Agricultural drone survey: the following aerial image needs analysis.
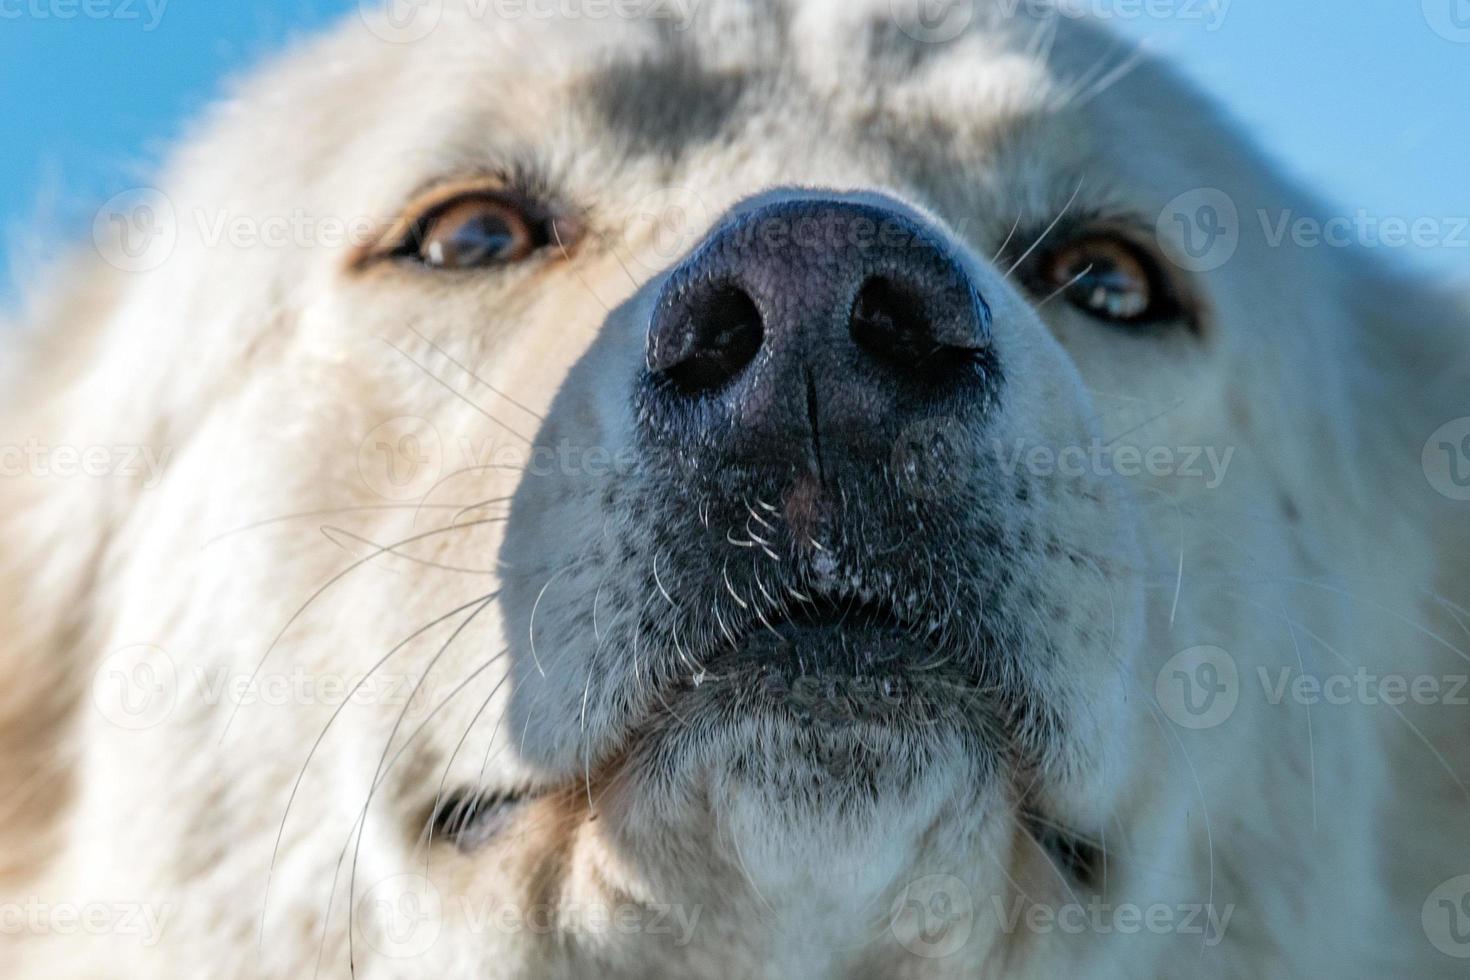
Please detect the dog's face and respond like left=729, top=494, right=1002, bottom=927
left=7, top=2, right=1467, bottom=978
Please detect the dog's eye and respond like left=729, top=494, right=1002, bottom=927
left=1040, top=235, right=1181, bottom=325
left=406, top=196, right=551, bottom=270
left=427, top=787, right=530, bottom=853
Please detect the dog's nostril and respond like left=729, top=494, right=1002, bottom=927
left=849, top=275, right=933, bottom=367
left=850, top=273, right=989, bottom=377
left=852, top=276, right=917, bottom=364
left=652, top=282, right=764, bottom=394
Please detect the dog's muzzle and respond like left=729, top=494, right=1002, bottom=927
left=627, top=193, right=1008, bottom=692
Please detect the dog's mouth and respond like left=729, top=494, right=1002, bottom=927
left=659, top=582, right=982, bottom=727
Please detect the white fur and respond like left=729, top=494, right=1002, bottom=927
left=1, top=2, right=1467, bottom=976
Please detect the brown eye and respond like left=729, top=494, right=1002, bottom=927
left=408, top=196, right=548, bottom=270
left=1041, top=235, right=1179, bottom=325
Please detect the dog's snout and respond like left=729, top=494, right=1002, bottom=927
left=643, top=197, right=994, bottom=463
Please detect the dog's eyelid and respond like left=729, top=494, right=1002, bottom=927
left=348, top=174, right=575, bottom=272
left=425, top=786, right=536, bottom=853
left=1009, top=217, right=1203, bottom=333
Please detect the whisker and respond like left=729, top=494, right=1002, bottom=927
left=1004, top=179, right=1084, bottom=281
left=318, top=524, right=501, bottom=575
left=1033, top=262, right=1093, bottom=312
left=259, top=592, right=497, bottom=947
left=553, top=220, right=616, bottom=318
left=1068, top=40, right=1152, bottom=111
left=221, top=516, right=510, bottom=742
left=991, top=212, right=1024, bottom=264
left=379, top=336, right=534, bottom=445
left=422, top=662, right=513, bottom=872
left=202, top=504, right=479, bottom=548
left=407, top=324, right=546, bottom=424
left=346, top=605, right=501, bottom=974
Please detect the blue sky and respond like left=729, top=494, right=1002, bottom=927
left=1, top=1, right=1466, bottom=302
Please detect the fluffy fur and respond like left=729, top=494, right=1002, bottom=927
left=1, top=1, right=1467, bottom=976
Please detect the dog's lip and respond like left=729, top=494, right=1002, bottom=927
left=655, top=595, right=977, bottom=729
left=667, top=588, right=953, bottom=690
left=716, top=620, right=929, bottom=676
left=730, top=589, right=938, bottom=656
left=754, top=592, right=915, bottom=639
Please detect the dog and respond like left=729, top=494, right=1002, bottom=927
left=2, top=1, right=1467, bottom=976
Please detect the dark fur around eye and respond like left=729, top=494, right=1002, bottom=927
left=427, top=787, right=532, bottom=852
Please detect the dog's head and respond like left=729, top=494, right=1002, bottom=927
left=4, top=1, right=1467, bottom=977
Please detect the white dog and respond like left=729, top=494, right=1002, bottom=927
left=2, top=1, right=1467, bottom=976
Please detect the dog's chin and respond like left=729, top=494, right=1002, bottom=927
left=599, top=619, right=1107, bottom=903
left=613, top=615, right=1005, bottom=813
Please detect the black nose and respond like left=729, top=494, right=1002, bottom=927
left=642, top=197, right=995, bottom=466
